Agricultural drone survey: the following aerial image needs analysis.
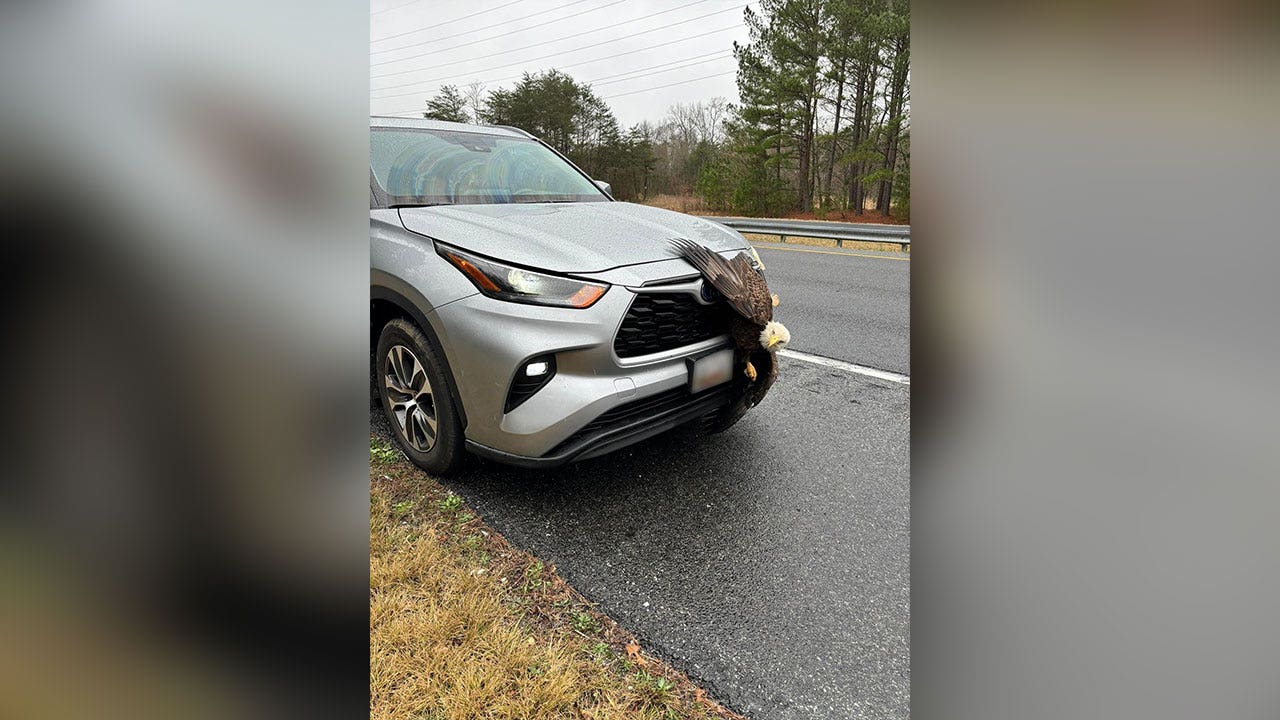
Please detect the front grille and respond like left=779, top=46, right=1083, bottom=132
left=575, top=387, right=691, bottom=437
left=547, top=385, right=733, bottom=457
left=613, top=292, right=727, bottom=358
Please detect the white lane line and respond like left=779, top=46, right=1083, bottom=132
left=778, top=349, right=910, bottom=385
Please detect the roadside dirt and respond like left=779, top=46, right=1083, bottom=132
left=370, top=434, right=747, bottom=720
left=642, top=194, right=908, bottom=224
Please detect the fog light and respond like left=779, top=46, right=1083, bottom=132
left=505, top=355, right=556, bottom=413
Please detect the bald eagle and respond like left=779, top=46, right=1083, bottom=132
left=670, top=238, right=790, bottom=415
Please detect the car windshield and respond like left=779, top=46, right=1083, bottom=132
left=371, top=127, right=608, bottom=206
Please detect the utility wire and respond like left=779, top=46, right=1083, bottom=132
left=371, top=23, right=742, bottom=95
left=374, top=0, right=631, bottom=63
left=372, top=0, right=720, bottom=68
left=589, top=52, right=734, bottom=87
left=373, top=47, right=731, bottom=100
left=373, top=21, right=742, bottom=95
left=371, top=2, right=747, bottom=76
left=377, top=64, right=737, bottom=115
left=371, top=0, right=420, bottom=16
left=371, top=0, right=523, bottom=42
left=374, top=0, right=607, bottom=54
left=600, top=69, right=736, bottom=99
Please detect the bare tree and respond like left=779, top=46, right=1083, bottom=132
left=704, top=97, right=729, bottom=145
left=463, top=80, right=486, bottom=125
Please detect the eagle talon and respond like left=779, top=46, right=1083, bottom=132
left=744, top=361, right=757, bottom=381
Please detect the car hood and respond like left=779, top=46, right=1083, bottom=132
left=397, top=201, right=746, bottom=274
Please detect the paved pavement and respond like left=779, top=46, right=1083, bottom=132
left=370, top=244, right=910, bottom=719
left=752, top=242, right=909, bottom=374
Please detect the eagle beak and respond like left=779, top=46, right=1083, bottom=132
left=767, top=336, right=781, bottom=349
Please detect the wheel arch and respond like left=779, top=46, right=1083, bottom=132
left=371, top=287, right=468, bottom=430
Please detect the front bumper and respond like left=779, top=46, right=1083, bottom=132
left=465, top=382, right=739, bottom=467
left=431, top=283, right=737, bottom=460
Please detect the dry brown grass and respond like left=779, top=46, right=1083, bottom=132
left=370, top=435, right=745, bottom=720
left=642, top=194, right=714, bottom=215
left=743, top=233, right=910, bottom=255
left=640, top=195, right=908, bottom=225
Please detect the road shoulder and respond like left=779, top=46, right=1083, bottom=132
left=370, top=434, right=746, bottom=720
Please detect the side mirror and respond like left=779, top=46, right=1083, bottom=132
left=593, top=179, right=613, bottom=198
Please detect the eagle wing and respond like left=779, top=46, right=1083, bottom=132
left=739, top=256, right=774, bottom=325
left=670, top=238, right=773, bottom=324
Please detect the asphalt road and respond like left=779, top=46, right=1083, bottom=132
left=370, top=244, right=910, bottom=719
left=753, top=243, right=910, bottom=373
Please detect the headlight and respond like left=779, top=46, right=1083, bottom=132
left=747, top=245, right=765, bottom=272
left=436, top=244, right=608, bottom=309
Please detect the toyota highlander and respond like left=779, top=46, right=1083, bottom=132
left=370, top=116, right=765, bottom=474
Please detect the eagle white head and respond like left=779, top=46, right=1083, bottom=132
left=759, top=321, right=790, bottom=352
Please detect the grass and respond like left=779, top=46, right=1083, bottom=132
left=642, top=194, right=713, bottom=215
left=370, top=434, right=744, bottom=720
left=640, top=196, right=909, bottom=253
left=742, top=232, right=910, bottom=254
left=639, top=194, right=908, bottom=226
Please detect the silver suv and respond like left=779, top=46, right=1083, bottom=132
left=370, top=117, right=761, bottom=474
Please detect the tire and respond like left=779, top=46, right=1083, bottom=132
left=375, top=318, right=467, bottom=475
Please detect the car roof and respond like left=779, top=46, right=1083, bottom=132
left=369, top=115, right=531, bottom=139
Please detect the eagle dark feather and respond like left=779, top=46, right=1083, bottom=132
left=669, top=237, right=773, bottom=327
left=670, top=237, right=789, bottom=429
left=716, top=350, right=779, bottom=429
left=749, top=350, right=779, bottom=405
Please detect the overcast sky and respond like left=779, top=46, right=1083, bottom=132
left=370, top=0, right=752, bottom=127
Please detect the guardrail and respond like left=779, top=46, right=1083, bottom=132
left=699, top=216, right=910, bottom=250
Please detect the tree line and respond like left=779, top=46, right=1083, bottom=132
left=419, top=0, right=909, bottom=219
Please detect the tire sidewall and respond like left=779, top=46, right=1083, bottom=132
left=375, top=319, right=465, bottom=474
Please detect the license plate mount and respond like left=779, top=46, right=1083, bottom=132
left=687, top=347, right=735, bottom=394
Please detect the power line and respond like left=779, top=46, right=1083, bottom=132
left=371, top=0, right=420, bottom=16
left=376, top=65, right=738, bottom=116
left=371, top=22, right=742, bottom=96
left=373, top=0, right=632, bottom=63
left=600, top=69, right=737, bottom=99
left=373, top=0, right=606, bottom=55
left=371, top=0, right=524, bottom=43
left=371, top=21, right=742, bottom=98
left=372, top=0, right=721, bottom=68
left=371, top=2, right=748, bottom=77
left=373, top=47, right=732, bottom=100
left=374, top=55, right=733, bottom=115
left=587, top=51, right=733, bottom=87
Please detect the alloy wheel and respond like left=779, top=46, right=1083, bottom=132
left=384, top=344, right=438, bottom=453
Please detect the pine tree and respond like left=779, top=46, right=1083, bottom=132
left=423, top=85, right=469, bottom=123
left=874, top=0, right=909, bottom=215
left=482, top=70, right=582, bottom=153
left=736, top=0, right=826, bottom=212
left=478, top=70, right=655, bottom=201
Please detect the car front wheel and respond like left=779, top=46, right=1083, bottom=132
left=376, top=318, right=466, bottom=475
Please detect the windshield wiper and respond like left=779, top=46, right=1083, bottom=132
left=388, top=202, right=452, bottom=209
